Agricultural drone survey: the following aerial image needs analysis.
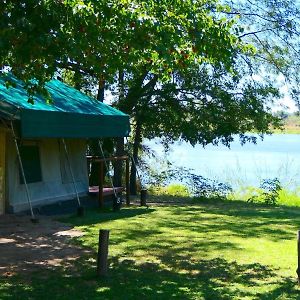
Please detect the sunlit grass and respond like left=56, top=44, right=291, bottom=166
left=1, top=198, right=300, bottom=299
left=277, top=189, right=300, bottom=207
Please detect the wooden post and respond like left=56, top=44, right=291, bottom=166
left=97, top=229, right=110, bottom=277
left=140, top=189, right=147, bottom=206
left=98, top=162, right=104, bottom=208
left=126, top=158, right=130, bottom=206
left=297, top=230, right=300, bottom=284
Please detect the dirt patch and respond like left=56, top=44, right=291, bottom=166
left=0, top=215, right=90, bottom=277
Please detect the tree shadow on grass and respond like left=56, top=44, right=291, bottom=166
left=1, top=201, right=300, bottom=299
left=0, top=255, right=298, bottom=300
left=64, top=207, right=155, bottom=227
left=257, top=277, right=300, bottom=300
left=150, top=202, right=300, bottom=242
left=66, top=197, right=300, bottom=244
left=65, top=200, right=300, bottom=260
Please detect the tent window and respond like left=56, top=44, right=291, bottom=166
left=19, top=143, right=42, bottom=184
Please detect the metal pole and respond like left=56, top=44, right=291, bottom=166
left=62, top=139, right=81, bottom=207
left=98, top=141, right=121, bottom=211
left=125, top=158, right=130, bottom=206
left=99, top=161, right=104, bottom=208
left=125, top=137, right=147, bottom=205
left=11, top=121, right=36, bottom=221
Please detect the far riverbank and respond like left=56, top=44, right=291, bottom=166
left=273, top=114, right=300, bottom=134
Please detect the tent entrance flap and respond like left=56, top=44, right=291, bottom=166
left=20, top=110, right=130, bottom=138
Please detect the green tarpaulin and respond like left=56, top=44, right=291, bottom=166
left=0, top=74, right=130, bottom=138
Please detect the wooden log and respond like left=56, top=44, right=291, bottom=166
left=97, top=229, right=110, bottom=277
left=98, top=162, right=104, bottom=208
left=297, top=230, right=300, bottom=284
left=126, top=158, right=130, bottom=206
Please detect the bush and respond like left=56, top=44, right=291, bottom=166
left=164, top=184, right=191, bottom=197
left=247, top=178, right=282, bottom=205
left=190, top=174, right=233, bottom=199
left=143, top=163, right=232, bottom=200
left=149, top=184, right=190, bottom=197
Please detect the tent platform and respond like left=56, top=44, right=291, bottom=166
left=20, top=196, right=111, bottom=216
left=88, top=186, right=124, bottom=196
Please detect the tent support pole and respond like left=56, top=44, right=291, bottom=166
left=98, top=141, right=121, bottom=211
left=99, top=161, right=104, bottom=208
left=62, top=139, right=82, bottom=209
left=11, top=121, right=37, bottom=222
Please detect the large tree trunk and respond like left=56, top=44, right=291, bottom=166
left=113, top=71, right=125, bottom=187
left=116, top=71, right=157, bottom=195
left=88, top=139, right=100, bottom=186
left=89, top=76, right=105, bottom=186
left=73, top=71, right=82, bottom=90
left=113, top=137, right=124, bottom=187
left=130, top=121, right=142, bottom=195
left=97, top=76, right=105, bottom=102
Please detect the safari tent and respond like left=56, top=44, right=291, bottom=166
left=0, top=74, right=130, bottom=214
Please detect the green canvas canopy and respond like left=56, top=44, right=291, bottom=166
left=0, top=74, right=130, bottom=138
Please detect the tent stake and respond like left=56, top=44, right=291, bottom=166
left=11, top=121, right=37, bottom=222
left=62, top=139, right=83, bottom=215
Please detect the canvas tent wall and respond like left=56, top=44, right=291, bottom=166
left=4, top=136, right=88, bottom=213
left=0, top=74, right=130, bottom=214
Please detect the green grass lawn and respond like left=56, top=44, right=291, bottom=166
left=1, top=198, right=300, bottom=299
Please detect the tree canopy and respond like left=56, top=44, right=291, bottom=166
left=3, top=0, right=299, bottom=191
left=1, top=0, right=298, bottom=144
left=1, top=1, right=245, bottom=93
left=225, top=0, right=300, bottom=102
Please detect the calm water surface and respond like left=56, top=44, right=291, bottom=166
left=147, top=134, right=300, bottom=188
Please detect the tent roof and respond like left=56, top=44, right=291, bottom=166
left=0, top=74, right=130, bottom=138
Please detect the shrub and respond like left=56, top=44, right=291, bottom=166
left=247, top=178, right=282, bottom=205
left=190, top=174, right=233, bottom=199
left=149, top=184, right=190, bottom=197
left=143, top=162, right=232, bottom=200
left=164, top=184, right=191, bottom=197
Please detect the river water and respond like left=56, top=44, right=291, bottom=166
left=147, top=134, right=300, bottom=189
